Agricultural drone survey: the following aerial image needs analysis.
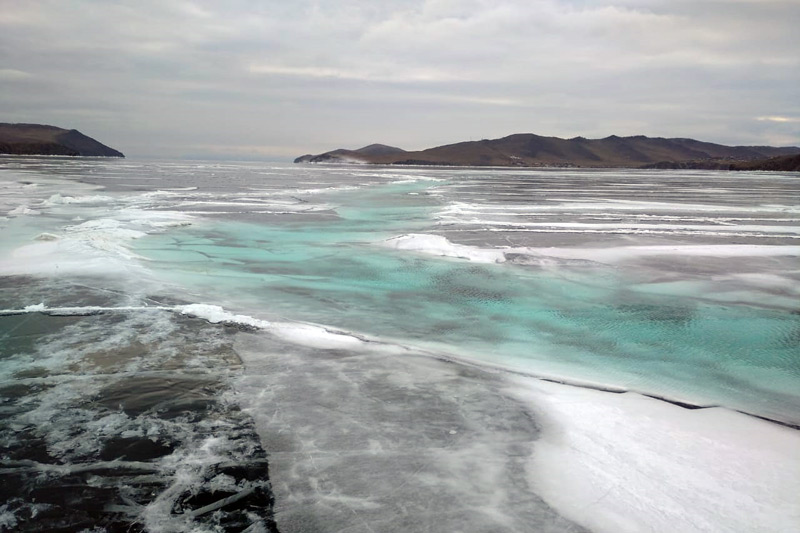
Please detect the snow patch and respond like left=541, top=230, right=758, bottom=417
left=178, top=304, right=369, bottom=351
left=270, top=322, right=367, bottom=350
left=41, top=193, right=113, bottom=206
left=508, top=377, right=800, bottom=533
left=8, top=205, right=40, bottom=216
left=178, top=304, right=271, bottom=329
left=382, top=234, right=505, bottom=263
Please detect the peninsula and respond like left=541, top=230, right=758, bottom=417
left=295, top=134, right=800, bottom=170
left=0, top=123, right=124, bottom=157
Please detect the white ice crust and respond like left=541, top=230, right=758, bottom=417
left=178, top=303, right=368, bottom=350
left=382, top=234, right=505, bottom=263
left=1, top=301, right=369, bottom=354
left=383, top=233, right=800, bottom=265
left=178, top=303, right=272, bottom=329
left=507, top=377, right=800, bottom=533
left=0, top=204, right=193, bottom=277
left=8, top=204, right=40, bottom=215
left=42, top=193, right=113, bottom=206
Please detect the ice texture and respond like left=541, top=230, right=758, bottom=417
left=383, top=233, right=506, bottom=263
left=0, top=280, right=278, bottom=532
left=2, top=158, right=798, bottom=533
left=508, top=378, right=800, bottom=533
left=384, top=233, right=800, bottom=264
left=179, top=303, right=272, bottom=329
left=233, top=333, right=589, bottom=533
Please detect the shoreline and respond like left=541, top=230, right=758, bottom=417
left=294, top=160, right=800, bottom=173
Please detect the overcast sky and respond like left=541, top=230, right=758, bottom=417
left=1, top=0, right=798, bottom=159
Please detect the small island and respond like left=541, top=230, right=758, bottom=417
left=0, top=123, right=124, bottom=157
left=295, top=133, right=800, bottom=171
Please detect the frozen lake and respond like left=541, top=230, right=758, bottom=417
left=1, top=158, right=798, bottom=532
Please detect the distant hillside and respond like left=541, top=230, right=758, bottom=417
left=0, top=123, right=124, bottom=157
left=643, top=153, right=800, bottom=171
left=732, top=153, right=800, bottom=172
left=295, top=134, right=800, bottom=169
left=295, top=143, right=405, bottom=163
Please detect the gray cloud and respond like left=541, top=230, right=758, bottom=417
left=1, top=0, right=798, bottom=158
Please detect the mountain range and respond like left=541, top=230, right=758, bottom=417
left=0, top=123, right=124, bottom=157
left=295, top=134, right=800, bottom=170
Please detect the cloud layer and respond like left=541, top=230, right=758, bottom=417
left=2, top=0, right=798, bottom=158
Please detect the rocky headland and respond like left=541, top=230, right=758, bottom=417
left=0, top=123, right=124, bottom=157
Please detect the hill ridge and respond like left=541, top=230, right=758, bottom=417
left=295, top=133, right=800, bottom=169
left=0, top=123, right=124, bottom=157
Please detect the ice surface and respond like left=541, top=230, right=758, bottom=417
left=3, top=159, right=798, bottom=532
left=41, top=193, right=113, bottom=206
left=382, top=233, right=505, bottom=263
left=66, top=218, right=148, bottom=242
left=8, top=205, right=39, bottom=216
left=0, top=208, right=194, bottom=279
left=438, top=198, right=800, bottom=215
left=508, top=377, right=800, bottom=533
left=179, top=303, right=272, bottom=329
left=385, top=233, right=800, bottom=266
left=179, top=303, right=373, bottom=351
left=0, top=237, right=148, bottom=277
left=0, top=282, right=277, bottom=531
left=33, top=232, right=59, bottom=241
left=233, top=333, right=589, bottom=533
left=381, top=233, right=799, bottom=312
left=234, top=325, right=800, bottom=533
left=0, top=304, right=174, bottom=317
left=530, top=243, right=800, bottom=261
left=268, top=322, right=368, bottom=350
left=442, top=218, right=800, bottom=236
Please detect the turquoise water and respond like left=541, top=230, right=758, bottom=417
left=131, top=169, right=800, bottom=424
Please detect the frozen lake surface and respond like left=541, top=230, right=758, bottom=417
left=1, top=158, right=798, bottom=532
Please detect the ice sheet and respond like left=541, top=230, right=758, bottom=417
left=4, top=159, right=798, bottom=533
left=233, top=333, right=589, bottom=533
left=233, top=325, right=800, bottom=533
left=507, top=377, right=800, bottom=533
left=0, top=284, right=276, bottom=531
